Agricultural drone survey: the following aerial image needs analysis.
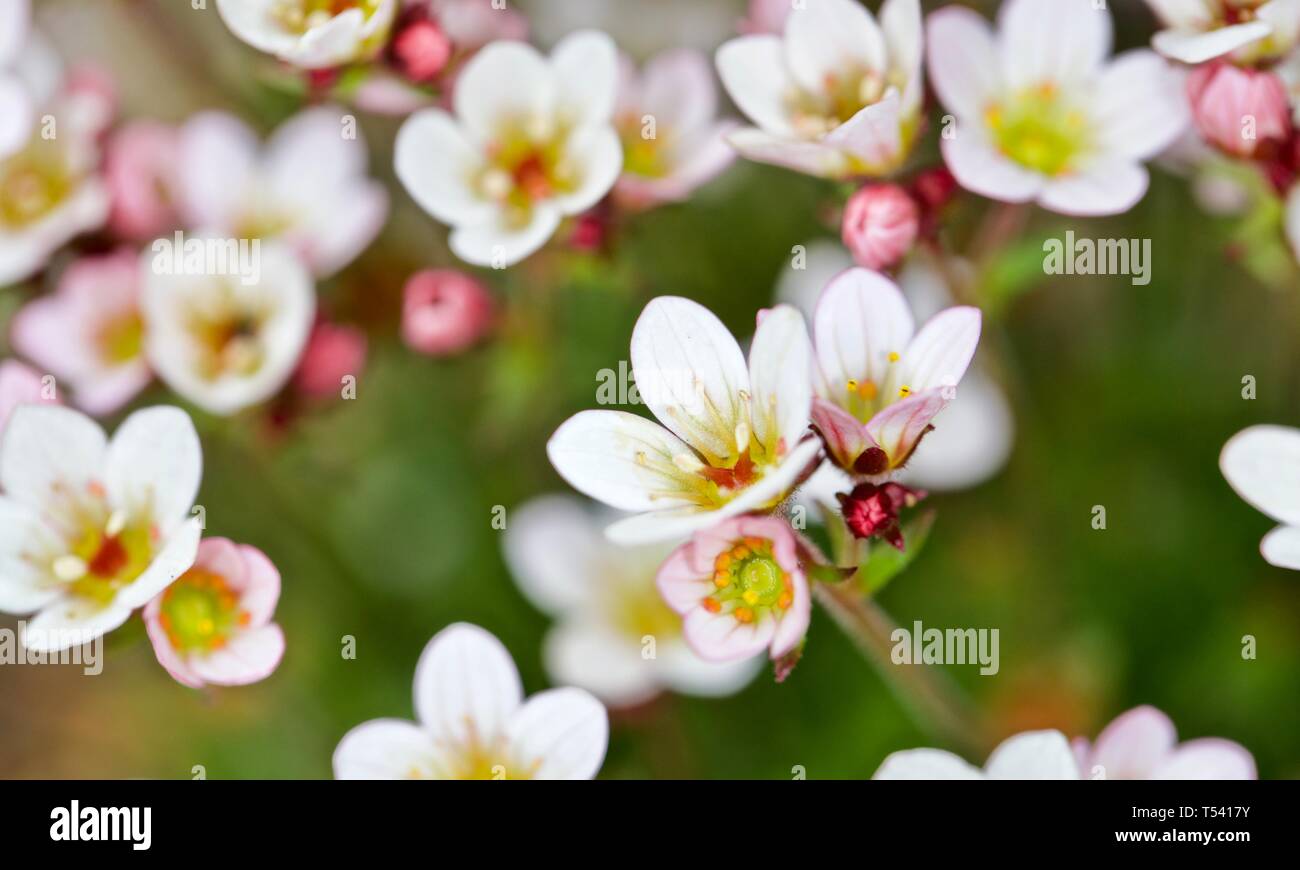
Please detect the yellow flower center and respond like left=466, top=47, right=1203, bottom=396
left=476, top=117, right=581, bottom=229
left=270, top=0, right=381, bottom=34
left=0, top=141, right=74, bottom=231
left=984, top=83, right=1089, bottom=177
left=702, top=537, right=793, bottom=622
left=159, top=568, right=248, bottom=653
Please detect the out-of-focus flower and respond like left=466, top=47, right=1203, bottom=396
left=176, top=106, right=388, bottom=279
left=657, top=514, right=810, bottom=662
left=738, top=0, right=793, bottom=35
left=837, top=481, right=925, bottom=550
left=394, top=31, right=622, bottom=266
left=874, top=729, right=1082, bottom=779
left=0, top=405, right=202, bottom=652
left=1072, top=705, right=1256, bottom=779
left=141, top=241, right=315, bottom=416
left=215, top=0, right=399, bottom=69
left=1188, top=61, right=1290, bottom=157
left=11, top=249, right=150, bottom=416
left=144, top=537, right=285, bottom=688
left=400, top=268, right=493, bottom=356
left=715, top=0, right=923, bottom=179
left=613, top=49, right=735, bottom=208
left=1220, top=424, right=1300, bottom=570
left=503, top=494, right=760, bottom=707
left=927, top=0, right=1187, bottom=216
left=1145, top=0, right=1300, bottom=64
left=104, top=121, right=181, bottom=241
left=0, top=0, right=34, bottom=157
left=293, top=316, right=367, bottom=399
left=841, top=183, right=918, bottom=270
left=809, top=268, right=980, bottom=480
left=0, top=358, right=57, bottom=431
left=0, top=94, right=109, bottom=285
left=333, top=622, right=608, bottom=779
left=548, top=297, right=821, bottom=544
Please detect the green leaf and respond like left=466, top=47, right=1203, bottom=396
left=858, top=510, right=936, bottom=595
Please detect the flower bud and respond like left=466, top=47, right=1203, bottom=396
left=401, top=269, right=494, bottom=357
left=841, top=183, right=919, bottom=271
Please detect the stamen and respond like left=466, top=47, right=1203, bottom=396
left=53, top=555, right=88, bottom=582
left=673, top=452, right=705, bottom=474
left=481, top=169, right=512, bottom=200
left=888, top=351, right=901, bottom=363
left=898, top=385, right=911, bottom=398
left=734, top=421, right=750, bottom=455
left=105, top=509, right=127, bottom=538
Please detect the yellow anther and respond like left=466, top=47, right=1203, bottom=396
left=734, top=606, right=754, bottom=624
left=898, top=385, right=911, bottom=398
left=742, top=590, right=760, bottom=606
left=888, top=351, right=901, bottom=363
left=53, top=554, right=88, bottom=582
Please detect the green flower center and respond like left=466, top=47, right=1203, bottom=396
left=702, top=536, right=793, bottom=624
left=159, top=569, right=247, bottom=653
left=985, top=84, right=1088, bottom=177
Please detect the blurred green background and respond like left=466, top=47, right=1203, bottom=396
left=1, top=0, right=1297, bottom=779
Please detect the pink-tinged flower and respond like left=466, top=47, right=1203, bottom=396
left=0, top=358, right=57, bottom=432
left=144, top=537, right=284, bottom=688
left=739, top=0, right=793, bottom=36
left=841, top=183, right=918, bottom=270
left=837, top=481, right=925, bottom=550
left=10, top=249, right=150, bottom=416
left=1220, top=424, right=1300, bottom=570
left=1188, top=61, right=1290, bottom=158
left=1073, top=705, right=1256, bottom=780
left=176, top=106, right=388, bottom=279
left=215, top=0, right=399, bottom=69
left=927, top=0, right=1188, bottom=216
left=504, top=494, right=761, bottom=707
left=141, top=241, right=316, bottom=416
left=1146, top=0, right=1300, bottom=64
left=0, top=405, right=202, bottom=652
left=613, top=49, right=736, bottom=209
left=104, top=121, right=182, bottom=241
left=716, top=0, right=924, bottom=179
left=548, top=297, right=822, bottom=544
left=294, top=317, right=367, bottom=398
left=333, top=622, right=608, bottom=779
left=395, top=31, right=622, bottom=267
left=656, top=515, right=810, bottom=662
left=875, top=729, right=1082, bottom=779
left=809, top=268, right=980, bottom=480
left=400, top=268, right=493, bottom=356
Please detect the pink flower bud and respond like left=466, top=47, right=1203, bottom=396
left=401, top=269, right=494, bottom=357
left=393, top=18, right=453, bottom=83
left=104, top=121, right=181, bottom=241
left=1188, top=61, right=1290, bottom=158
left=837, top=482, right=927, bottom=550
left=841, top=183, right=920, bottom=271
left=294, top=318, right=368, bottom=399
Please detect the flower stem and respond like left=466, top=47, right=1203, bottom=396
left=812, top=581, right=994, bottom=760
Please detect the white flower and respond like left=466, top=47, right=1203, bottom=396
left=215, top=0, right=399, bottom=69
left=1146, top=0, right=1300, bottom=64
left=547, top=296, right=821, bottom=545
left=927, top=0, right=1188, bottom=216
left=333, top=622, right=608, bottom=779
left=141, top=241, right=316, bottom=416
left=874, top=729, right=1082, bottom=779
left=395, top=30, right=623, bottom=267
left=715, top=0, right=924, bottom=179
left=177, top=106, right=388, bottom=279
left=503, top=494, right=761, bottom=707
left=0, top=0, right=34, bottom=157
left=1220, top=424, right=1300, bottom=570
left=0, top=405, right=202, bottom=652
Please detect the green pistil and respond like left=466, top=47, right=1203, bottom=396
left=986, top=85, right=1088, bottom=177
left=159, top=569, right=245, bottom=653
left=706, top=537, right=793, bottom=623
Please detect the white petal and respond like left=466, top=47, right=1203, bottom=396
left=941, top=130, right=1045, bottom=204
left=903, top=307, right=981, bottom=393
left=823, top=91, right=903, bottom=173
left=715, top=36, right=796, bottom=136
left=0, top=75, right=33, bottom=157
left=22, top=598, right=132, bottom=652
left=881, top=0, right=924, bottom=115
left=873, top=748, right=985, bottom=779
left=636, top=49, right=717, bottom=136
left=448, top=205, right=561, bottom=268
left=0, top=404, right=106, bottom=512
left=1153, top=738, right=1257, bottom=780
left=1220, top=425, right=1300, bottom=526
left=333, top=719, right=437, bottom=780
left=176, top=111, right=258, bottom=230
left=1261, top=524, right=1300, bottom=570
left=502, top=495, right=605, bottom=614
left=453, top=40, right=554, bottom=144
left=656, top=641, right=763, bottom=698
left=1037, top=159, right=1149, bottom=217
left=265, top=105, right=367, bottom=197
left=544, top=620, right=661, bottom=708
left=998, top=0, right=1111, bottom=90
left=413, top=623, right=523, bottom=747
left=985, top=730, right=1082, bottom=779
left=813, top=267, right=914, bottom=398
left=774, top=239, right=854, bottom=322
left=1092, top=50, right=1188, bottom=161
left=748, top=305, right=813, bottom=458
left=899, top=368, right=1014, bottom=492
left=105, top=406, right=201, bottom=529
left=1087, top=705, right=1176, bottom=780
left=547, top=410, right=700, bottom=512
left=549, top=124, right=621, bottom=215
left=1152, top=22, right=1272, bottom=64
left=550, top=29, right=619, bottom=129
left=784, top=0, right=886, bottom=95
left=506, top=687, right=608, bottom=780
left=726, top=127, right=851, bottom=177
left=630, top=296, right=750, bottom=463
left=0, top=0, right=30, bottom=67
left=394, top=108, right=492, bottom=227
left=0, top=496, right=61, bottom=613
left=926, top=6, right=1001, bottom=119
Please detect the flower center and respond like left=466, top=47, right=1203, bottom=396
left=159, top=568, right=248, bottom=652
left=97, top=311, right=145, bottom=365
left=702, top=537, right=793, bottom=624
left=477, top=118, right=580, bottom=228
left=0, top=143, right=74, bottom=231
left=841, top=351, right=909, bottom=423
left=617, top=113, right=674, bottom=179
left=56, top=509, right=156, bottom=605
left=985, top=84, right=1088, bottom=177
left=187, top=289, right=269, bottom=380
left=270, top=0, right=380, bottom=33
